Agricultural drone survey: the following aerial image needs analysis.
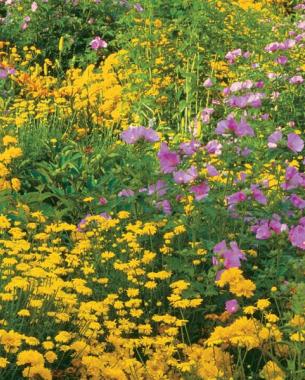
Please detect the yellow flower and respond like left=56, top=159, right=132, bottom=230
left=260, top=360, right=286, bottom=380
left=44, top=351, right=57, bottom=364
left=289, top=315, right=305, bottom=328
left=290, top=331, right=305, bottom=342
left=83, top=197, right=94, bottom=202
left=17, top=350, right=44, bottom=366
left=265, top=313, right=279, bottom=323
left=17, top=309, right=30, bottom=317
left=54, top=331, right=72, bottom=343
left=0, top=357, right=8, bottom=368
left=257, top=299, right=271, bottom=310
left=2, top=135, right=17, bottom=146
left=243, top=306, right=257, bottom=315
left=22, top=365, right=52, bottom=380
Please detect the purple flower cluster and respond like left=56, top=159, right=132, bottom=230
left=216, top=116, right=254, bottom=137
left=213, top=240, right=246, bottom=270
left=251, top=215, right=288, bottom=240
left=121, top=126, right=159, bottom=144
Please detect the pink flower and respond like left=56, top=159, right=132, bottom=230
left=99, top=197, right=107, bottom=205
left=276, top=55, right=288, bottom=65
left=268, top=130, right=282, bottom=148
left=206, top=164, right=219, bottom=177
left=289, top=225, right=305, bottom=250
left=134, top=3, right=144, bottom=12
left=289, top=75, right=304, bottom=84
left=251, top=186, right=267, bottom=205
left=121, top=126, right=159, bottom=144
left=158, top=143, right=180, bottom=173
left=90, top=36, right=108, bottom=50
left=225, top=299, right=239, bottom=314
left=201, top=107, right=214, bottom=124
left=173, top=166, right=198, bottom=184
left=179, top=140, right=201, bottom=155
left=190, top=182, right=210, bottom=201
left=281, top=166, right=305, bottom=190
left=287, top=133, right=304, bottom=153
left=147, top=180, right=167, bottom=196
left=203, top=78, right=213, bottom=88
left=156, top=199, right=172, bottom=214
left=118, top=189, right=134, bottom=197
left=256, top=223, right=272, bottom=240
left=227, top=191, right=247, bottom=206
left=213, top=241, right=246, bottom=269
left=205, top=140, right=222, bottom=155
left=31, top=1, right=38, bottom=12
left=225, top=48, right=242, bottom=64
left=297, top=21, right=305, bottom=30
left=216, top=117, right=254, bottom=137
left=290, top=194, right=305, bottom=209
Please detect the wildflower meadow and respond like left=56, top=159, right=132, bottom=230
left=0, top=0, right=305, bottom=379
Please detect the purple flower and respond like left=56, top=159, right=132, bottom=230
left=213, top=240, right=246, bottom=269
left=118, top=189, right=134, bottom=197
left=225, top=299, right=239, bottom=314
left=256, top=80, right=264, bottom=88
left=287, top=133, right=304, bottom=153
left=147, top=180, right=167, bottom=196
left=156, top=199, right=172, bottom=215
left=203, top=78, right=213, bottom=88
left=205, top=140, right=222, bottom=155
left=134, top=3, right=144, bottom=12
left=297, top=21, right=305, bottom=30
left=289, top=75, right=304, bottom=84
left=290, top=194, right=305, bottom=209
left=251, top=185, right=267, bottom=205
left=223, top=242, right=246, bottom=268
left=201, top=108, right=214, bottom=124
left=256, top=223, right=272, bottom=240
left=265, top=42, right=280, bottom=53
left=158, top=143, right=180, bottom=173
left=227, top=191, right=247, bottom=206
left=173, top=166, right=198, bottom=184
left=90, top=36, right=108, bottom=50
left=216, top=117, right=254, bottom=137
left=190, top=182, right=210, bottom=201
left=276, top=55, right=288, bottom=65
left=281, top=166, right=305, bottom=190
left=235, top=119, right=255, bottom=137
left=225, top=48, right=242, bottom=64
left=179, top=140, right=200, bottom=155
left=0, top=69, right=8, bottom=79
left=206, top=164, right=219, bottom=177
left=272, top=216, right=287, bottom=234
left=289, top=225, right=305, bottom=250
left=213, top=240, right=227, bottom=255
left=99, top=197, right=107, bottom=205
left=121, top=126, right=159, bottom=144
left=31, top=1, right=38, bottom=12
left=268, top=130, right=282, bottom=148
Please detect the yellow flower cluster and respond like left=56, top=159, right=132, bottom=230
left=0, top=135, right=22, bottom=192
left=0, top=19, right=181, bottom=133
left=216, top=267, right=256, bottom=298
